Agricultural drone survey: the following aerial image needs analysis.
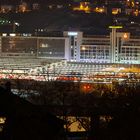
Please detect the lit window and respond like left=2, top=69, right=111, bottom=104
left=123, top=33, right=128, bottom=39
left=81, top=46, right=86, bottom=51
left=0, top=117, right=6, bottom=124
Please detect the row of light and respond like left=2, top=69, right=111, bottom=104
left=0, top=19, right=11, bottom=25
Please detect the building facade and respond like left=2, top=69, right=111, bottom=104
left=0, top=30, right=140, bottom=64
left=0, top=36, right=70, bottom=60
left=64, top=30, right=140, bottom=64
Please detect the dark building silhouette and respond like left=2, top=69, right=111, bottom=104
left=0, top=83, right=64, bottom=140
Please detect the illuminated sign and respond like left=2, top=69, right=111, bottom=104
left=109, top=26, right=123, bottom=29
left=68, top=32, right=78, bottom=36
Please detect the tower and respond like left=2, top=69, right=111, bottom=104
left=109, top=26, right=130, bottom=63
left=63, top=31, right=83, bottom=62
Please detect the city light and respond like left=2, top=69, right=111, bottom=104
left=15, top=22, right=20, bottom=26
left=9, top=33, right=16, bottom=36
left=123, top=33, right=128, bottom=39
left=109, top=26, right=123, bottom=29
left=0, top=117, right=6, bottom=124
left=68, top=32, right=78, bottom=36
left=81, top=46, right=86, bottom=51
left=0, top=1, right=140, bottom=140
left=2, top=33, right=7, bottom=36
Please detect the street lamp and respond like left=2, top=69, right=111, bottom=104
left=13, top=21, right=20, bottom=33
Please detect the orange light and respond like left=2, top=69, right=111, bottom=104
left=123, top=33, right=128, bottom=39
left=83, top=85, right=91, bottom=90
left=83, top=85, right=87, bottom=89
left=112, top=8, right=119, bottom=15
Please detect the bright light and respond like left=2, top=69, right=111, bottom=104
left=68, top=32, right=78, bottom=36
left=109, top=26, right=123, bottom=29
left=15, top=22, right=20, bottom=26
left=0, top=117, right=6, bottom=124
left=2, top=33, right=7, bottom=36
left=112, top=8, right=120, bottom=15
left=81, top=46, right=86, bottom=50
left=22, top=33, right=31, bottom=37
left=9, top=33, right=16, bottom=36
left=40, top=43, right=48, bottom=48
left=73, top=2, right=90, bottom=13
left=131, top=21, right=134, bottom=24
left=80, top=4, right=84, bottom=10
left=95, top=7, right=105, bottom=13
left=118, top=67, right=125, bottom=71
left=123, top=33, right=128, bottom=39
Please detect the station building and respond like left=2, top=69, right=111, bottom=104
left=0, top=28, right=140, bottom=64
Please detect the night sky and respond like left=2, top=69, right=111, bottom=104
left=0, top=0, right=71, bottom=4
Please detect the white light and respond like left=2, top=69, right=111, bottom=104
left=118, top=67, right=125, bottom=71
left=40, top=43, right=48, bottom=48
left=22, top=33, right=32, bottom=37
left=2, top=33, right=7, bottom=36
left=15, top=22, right=20, bottom=26
left=81, top=46, right=86, bottom=50
left=68, top=32, right=78, bottom=36
left=9, top=33, right=16, bottom=37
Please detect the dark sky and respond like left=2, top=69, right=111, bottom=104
left=0, top=0, right=67, bottom=4
left=0, top=0, right=37, bottom=4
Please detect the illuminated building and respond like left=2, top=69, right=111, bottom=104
left=32, top=3, right=40, bottom=10
left=112, top=8, right=121, bottom=15
left=73, top=2, right=91, bottom=13
left=0, top=5, right=13, bottom=13
left=18, top=2, right=30, bottom=12
left=94, top=7, right=107, bottom=13
left=0, top=29, right=140, bottom=64
left=64, top=30, right=140, bottom=64
left=0, top=36, right=70, bottom=60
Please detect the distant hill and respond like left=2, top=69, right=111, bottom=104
left=0, top=9, right=113, bottom=34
